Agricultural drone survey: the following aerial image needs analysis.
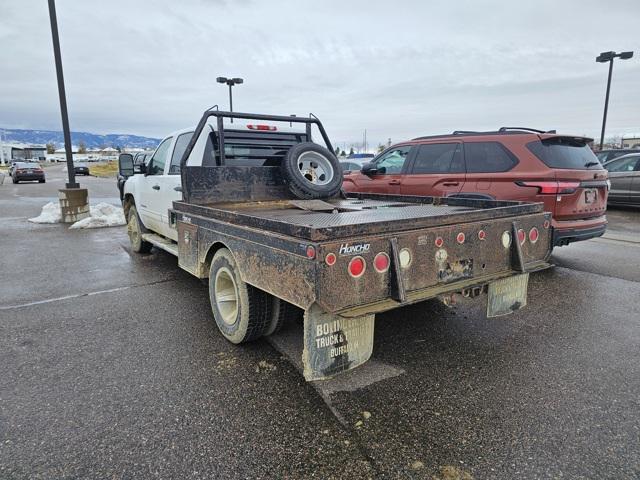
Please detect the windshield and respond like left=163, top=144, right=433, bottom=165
left=527, top=138, right=602, bottom=170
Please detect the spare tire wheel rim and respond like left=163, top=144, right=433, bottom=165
left=214, top=267, right=239, bottom=326
left=297, top=151, right=334, bottom=186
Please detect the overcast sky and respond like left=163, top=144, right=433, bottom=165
left=1, top=0, right=638, bottom=149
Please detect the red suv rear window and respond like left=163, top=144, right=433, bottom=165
left=527, top=137, right=601, bottom=170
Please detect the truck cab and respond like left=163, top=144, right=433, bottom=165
left=122, top=128, right=193, bottom=240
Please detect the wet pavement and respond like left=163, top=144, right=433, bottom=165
left=1, top=166, right=639, bottom=479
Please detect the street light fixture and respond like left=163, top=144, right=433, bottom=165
left=596, top=50, right=634, bottom=150
left=216, top=76, right=244, bottom=122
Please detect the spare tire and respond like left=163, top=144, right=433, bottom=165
left=281, top=142, right=342, bottom=199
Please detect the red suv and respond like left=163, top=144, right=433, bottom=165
left=342, top=128, right=608, bottom=247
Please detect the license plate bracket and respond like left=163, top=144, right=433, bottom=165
left=487, top=273, right=529, bottom=317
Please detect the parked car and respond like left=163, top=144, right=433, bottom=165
left=74, top=162, right=90, bottom=175
left=340, top=159, right=368, bottom=172
left=11, top=162, right=45, bottom=183
left=596, top=149, right=638, bottom=164
left=342, top=127, right=609, bottom=247
left=603, top=153, right=640, bottom=207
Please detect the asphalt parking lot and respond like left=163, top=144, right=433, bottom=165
left=1, top=165, right=639, bottom=479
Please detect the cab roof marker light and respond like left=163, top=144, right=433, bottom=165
left=247, top=124, right=277, bottom=131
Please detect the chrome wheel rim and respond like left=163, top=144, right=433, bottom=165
left=297, top=152, right=334, bottom=186
left=214, top=267, right=238, bottom=325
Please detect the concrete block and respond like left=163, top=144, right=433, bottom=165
left=58, top=188, right=90, bottom=223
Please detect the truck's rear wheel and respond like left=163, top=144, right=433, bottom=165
left=281, top=142, right=342, bottom=199
left=264, top=297, right=303, bottom=336
left=209, top=248, right=270, bottom=344
left=127, top=205, right=152, bottom=253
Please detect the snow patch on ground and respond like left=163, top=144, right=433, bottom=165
left=28, top=202, right=126, bottom=229
left=69, top=203, right=126, bottom=229
left=28, top=202, right=62, bottom=223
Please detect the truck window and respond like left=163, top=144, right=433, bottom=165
left=202, top=129, right=309, bottom=167
left=149, top=137, right=173, bottom=175
left=410, top=143, right=463, bottom=174
left=169, top=132, right=194, bottom=174
left=465, top=141, right=518, bottom=173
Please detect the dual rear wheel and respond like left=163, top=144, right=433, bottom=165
left=208, top=248, right=302, bottom=344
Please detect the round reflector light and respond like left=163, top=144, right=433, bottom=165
left=325, top=252, right=336, bottom=266
left=529, top=227, right=539, bottom=243
left=456, top=232, right=465, bottom=244
left=399, top=248, right=412, bottom=268
left=374, top=253, right=390, bottom=273
left=434, top=236, right=444, bottom=248
left=517, top=229, right=526, bottom=244
left=501, top=231, right=512, bottom=248
left=478, top=230, right=486, bottom=241
left=348, top=256, right=366, bottom=278
left=306, top=245, right=316, bottom=259
left=543, top=220, right=550, bottom=229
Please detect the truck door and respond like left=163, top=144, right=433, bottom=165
left=153, top=131, right=193, bottom=241
left=352, top=145, right=413, bottom=194
left=139, top=136, right=173, bottom=233
left=399, top=142, right=465, bottom=197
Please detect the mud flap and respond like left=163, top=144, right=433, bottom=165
left=302, top=303, right=375, bottom=381
left=487, top=273, right=529, bottom=317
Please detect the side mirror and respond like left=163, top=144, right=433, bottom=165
left=118, top=153, right=134, bottom=177
left=361, top=162, right=379, bottom=176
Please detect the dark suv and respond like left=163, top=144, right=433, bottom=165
left=342, top=127, right=609, bottom=247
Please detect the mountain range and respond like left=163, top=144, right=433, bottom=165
left=0, top=128, right=161, bottom=149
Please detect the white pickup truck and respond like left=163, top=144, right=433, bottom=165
left=118, top=110, right=553, bottom=381
left=121, top=128, right=193, bottom=248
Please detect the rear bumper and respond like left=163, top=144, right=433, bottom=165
left=15, top=174, right=45, bottom=181
left=552, top=216, right=607, bottom=246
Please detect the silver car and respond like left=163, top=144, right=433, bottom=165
left=603, top=153, right=640, bottom=207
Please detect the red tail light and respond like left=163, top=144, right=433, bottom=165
left=456, top=232, right=465, bottom=244
left=247, top=124, right=277, bottom=131
left=434, top=236, right=444, bottom=248
left=325, top=252, right=336, bottom=266
left=529, top=227, right=539, bottom=243
left=517, top=229, right=526, bottom=244
left=306, top=245, right=316, bottom=259
left=516, top=181, right=579, bottom=195
left=373, top=253, right=390, bottom=273
left=543, top=220, right=550, bottom=229
left=348, top=257, right=366, bottom=278
left=478, top=230, right=486, bottom=240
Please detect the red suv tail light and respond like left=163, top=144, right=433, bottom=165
left=516, top=181, right=579, bottom=195
left=529, top=227, right=539, bottom=243
left=517, top=229, right=526, bottom=244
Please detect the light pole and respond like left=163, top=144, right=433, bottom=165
left=47, top=0, right=90, bottom=222
left=596, top=50, right=633, bottom=150
left=216, top=77, right=243, bottom=122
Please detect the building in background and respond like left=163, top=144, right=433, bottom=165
left=0, top=143, right=47, bottom=163
left=622, top=134, right=640, bottom=149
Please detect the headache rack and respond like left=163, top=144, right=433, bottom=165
left=177, top=109, right=335, bottom=205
